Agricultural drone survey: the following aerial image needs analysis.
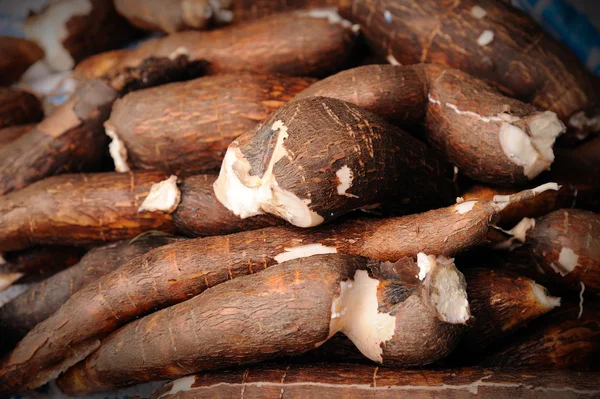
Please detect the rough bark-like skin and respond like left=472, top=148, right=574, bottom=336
left=527, top=209, right=600, bottom=291
left=0, top=246, right=85, bottom=285
left=228, top=96, right=456, bottom=224
left=173, top=175, right=283, bottom=236
left=151, top=364, right=600, bottom=399
left=0, top=124, right=36, bottom=151
left=76, top=11, right=358, bottom=80
left=56, top=254, right=465, bottom=394
left=0, top=171, right=177, bottom=252
left=107, top=73, right=316, bottom=175
left=114, top=0, right=336, bottom=33
left=481, top=302, right=600, bottom=370
left=0, top=198, right=498, bottom=393
left=462, top=184, right=577, bottom=227
left=0, top=79, right=117, bottom=195
left=0, top=234, right=182, bottom=355
left=0, top=37, right=44, bottom=86
left=294, top=64, right=556, bottom=184
left=0, top=88, right=44, bottom=129
left=338, top=0, right=597, bottom=140
left=459, top=268, right=557, bottom=352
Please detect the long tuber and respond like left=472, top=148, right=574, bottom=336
left=0, top=184, right=556, bottom=393
left=338, top=0, right=598, bottom=141
left=56, top=253, right=469, bottom=394
left=214, top=96, right=457, bottom=227
left=105, top=73, right=317, bottom=174
left=294, top=64, right=566, bottom=184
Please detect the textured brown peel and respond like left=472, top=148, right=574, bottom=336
left=338, top=0, right=597, bottom=141
left=0, top=37, right=44, bottom=86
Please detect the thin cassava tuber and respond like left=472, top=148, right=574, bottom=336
left=75, top=10, right=359, bottom=80
left=338, top=0, right=598, bottom=141
left=0, top=171, right=178, bottom=252
left=151, top=364, right=600, bottom=399
left=0, top=234, right=183, bottom=355
left=0, top=37, right=44, bottom=86
left=24, top=0, right=140, bottom=72
left=0, top=184, right=555, bottom=393
left=113, top=0, right=336, bottom=33
left=214, top=96, right=457, bottom=227
left=294, top=64, right=566, bottom=184
left=105, top=73, right=316, bottom=174
left=57, top=253, right=469, bottom=394
left=527, top=209, right=600, bottom=292
left=481, top=301, right=600, bottom=371
left=0, top=172, right=283, bottom=252
left=0, top=88, right=44, bottom=129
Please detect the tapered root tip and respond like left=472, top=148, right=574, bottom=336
left=492, top=182, right=559, bottom=211
left=531, top=282, right=561, bottom=310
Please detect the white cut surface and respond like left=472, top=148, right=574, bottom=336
left=471, top=6, right=487, bottom=19
left=328, top=270, right=396, bottom=363
left=552, top=247, right=580, bottom=276
left=168, top=46, right=190, bottom=60
left=454, top=200, right=476, bottom=214
left=303, top=7, right=352, bottom=28
left=569, top=110, right=600, bottom=136
left=386, top=54, right=401, bottom=66
left=477, top=30, right=494, bottom=46
left=274, top=244, right=337, bottom=264
left=532, top=182, right=559, bottom=195
left=336, top=165, right=356, bottom=197
left=506, top=217, right=536, bottom=242
left=0, top=273, right=25, bottom=292
left=138, top=175, right=181, bottom=213
left=157, top=375, right=196, bottom=399
left=417, top=253, right=436, bottom=280
left=429, top=261, right=470, bottom=324
left=456, top=197, right=465, bottom=204
left=384, top=9, right=392, bottom=23
left=105, top=124, right=130, bottom=173
left=214, top=120, right=324, bottom=227
left=24, top=0, right=93, bottom=71
left=531, top=282, right=561, bottom=310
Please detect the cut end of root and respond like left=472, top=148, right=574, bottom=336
left=105, top=124, right=130, bottom=173
left=138, top=175, right=181, bottom=214
left=426, top=255, right=470, bottom=324
left=0, top=273, right=25, bottom=292
left=274, top=243, right=337, bottom=264
left=492, top=182, right=559, bottom=211
left=499, top=111, right=565, bottom=179
left=531, top=282, right=561, bottom=310
left=213, top=122, right=324, bottom=227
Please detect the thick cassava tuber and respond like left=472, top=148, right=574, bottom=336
left=0, top=184, right=555, bottom=393
left=114, top=0, right=336, bottom=33
left=151, top=364, right=600, bottom=399
left=0, top=172, right=283, bottom=252
left=338, top=0, right=598, bottom=141
left=214, top=96, right=457, bottom=227
left=0, top=234, right=183, bottom=355
left=24, top=0, right=140, bottom=72
left=105, top=73, right=316, bottom=174
left=294, top=64, right=566, bottom=185
left=0, top=171, right=178, bottom=252
left=0, top=37, right=44, bottom=86
left=481, top=302, right=600, bottom=371
left=527, top=209, right=600, bottom=292
left=0, top=88, right=44, bottom=129
left=76, top=10, right=358, bottom=80
left=56, top=254, right=469, bottom=394
left=0, top=247, right=85, bottom=292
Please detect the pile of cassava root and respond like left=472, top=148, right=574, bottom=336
left=1, top=0, right=599, bottom=397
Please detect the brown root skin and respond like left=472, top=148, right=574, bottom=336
left=106, top=73, right=316, bottom=175
left=214, top=96, right=456, bottom=227
left=0, top=171, right=178, bottom=252
left=0, top=234, right=182, bottom=355
left=151, top=364, right=600, bottom=399
left=114, top=0, right=337, bottom=33
left=0, top=88, right=44, bottom=129
left=56, top=254, right=467, bottom=394
left=527, top=209, right=600, bottom=292
left=0, top=124, right=36, bottom=151
left=24, top=0, right=140, bottom=72
left=295, top=64, right=564, bottom=185
left=0, top=37, right=44, bottom=86
left=76, top=11, right=358, bottom=80
left=0, top=187, right=549, bottom=393
left=481, top=301, right=600, bottom=371
left=338, top=0, right=597, bottom=141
